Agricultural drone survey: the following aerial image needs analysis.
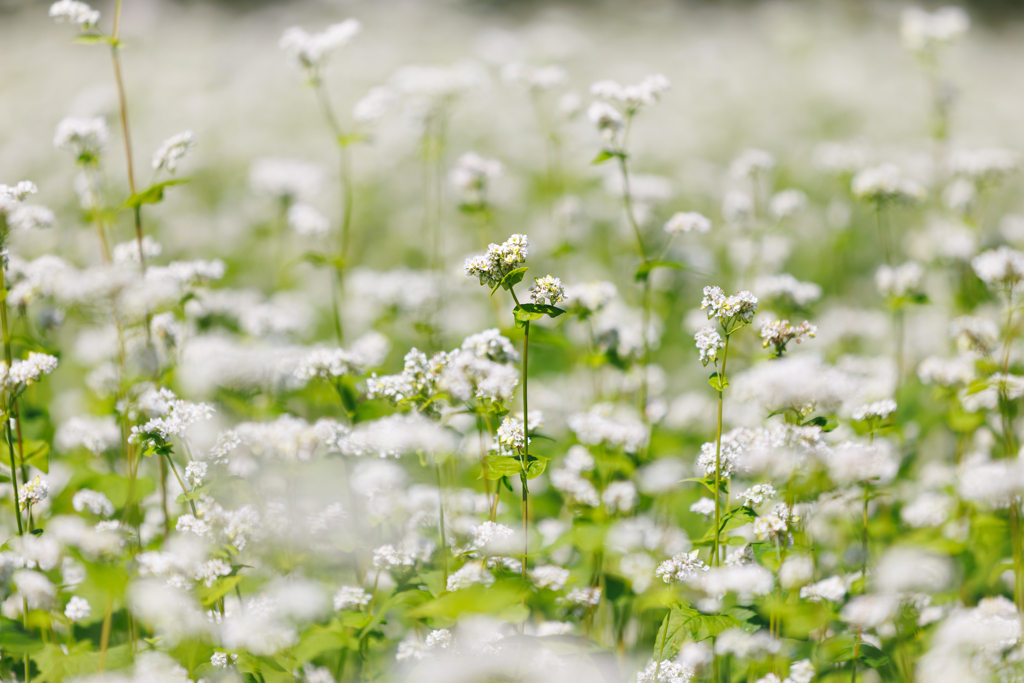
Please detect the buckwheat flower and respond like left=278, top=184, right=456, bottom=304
left=176, top=514, right=210, bottom=538
left=852, top=398, right=897, bottom=421
left=450, top=152, right=503, bottom=202
left=53, top=116, right=109, bottom=162
left=876, top=261, right=923, bottom=297
left=18, top=476, right=48, bottom=511
left=446, top=561, right=495, bottom=591
left=840, top=593, right=899, bottom=629
left=740, top=483, right=777, bottom=506
left=656, top=550, right=708, bottom=583
left=296, top=347, right=367, bottom=381
left=664, top=211, right=711, bottom=235
left=788, top=660, right=815, bottom=683
left=56, top=415, right=119, bottom=454
left=7, top=352, right=58, bottom=391
left=49, top=0, right=99, bottom=29
left=590, top=74, right=670, bottom=109
left=112, top=235, right=162, bottom=265
left=550, top=468, right=600, bottom=507
left=130, top=397, right=215, bottom=447
left=530, top=565, right=570, bottom=591
left=5, top=204, right=55, bottom=232
left=901, top=491, right=954, bottom=527
left=497, top=416, right=527, bottom=451
left=563, top=281, right=617, bottom=316
left=460, top=328, right=519, bottom=363
left=950, top=148, right=1019, bottom=183
left=353, top=85, right=396, bottom=124
left=800, top=575, right=847, bottom=602
left=712, top=628, right=780, bottom=658
left=464, top=233, right=529, bottom=288
left=602, top=480, right=637, bottom=513
left=753, top=503, right=790, bottom=540
left=280, top=19, right=362, bottom=76
left=755, top=675, right=782, bottom=683
left=72, top=489, right=114, bottom=517
left=722, top=190, right=753, bottom=223
left=13, top=570, right=55, bottom=610
left=778, top=555, right=815, bottom=590
left=529, top=275, right=565, bottom=305
left=826, top=440, right=899, bottom=484
left=333, top=586, right=371, bottom=611
left=567, top=404, right=649, bottom=453
left=64, top=596, right=91, bottom=622
left=972, top=246, right=1024, bottom=288
left=152, top=130, right=195, bottom=174
left=730, top=149, right=775, bottom=179
left=502, top=62, right=569, bottom=91
left=211, top=652, right=238, bottom=668
left=851, top=164, right=925, bottom=203
left=194, top=559, right=231, bottom=587
left=901, top=6, right=970, bottom=53
left=701, top=286, right=758, bottom=328
left=637, top=660, right=695, bottom=683
left=562, top=586, right=601, bottom=607
left=372, top=544, right=416, bottom=569
left=768, top=189, right=807, bottom=219
left=950, top=315, right=999, bottom=354
left=760, top=319, right=816, bottom=357
left=587, top=101, right=623, bottom=139
left=184, top=461, right=207, bottom=487
left=690, top=497, right=716, bottom=518
left=0, top=180, right=38, bottom=201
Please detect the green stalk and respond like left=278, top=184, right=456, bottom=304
left=521, top=319, right=530, bottom=581
left=713, top=335, right=731, bottom=566
left=435, top=461, right=448, bottom=583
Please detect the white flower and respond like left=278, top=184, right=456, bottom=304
left=760, top=320, right=816, bottom=356
left=664, top=212, right=711, bottom=235
left=287, top=203, right=330, bottom=237
left=72, top=489, right=114, bottom=517
left=740, top=483, right=777, bottom=507
left=450, top=152, right=503, bottom=202
left=564, top=281, right=617, bottom=315
left=800, top=575, right=847, bottom=602
left=636, top=660, right=695, bottom=683
left=152, top=131, right=196, bottom=173
left=446, top=561, right=494, bottom=591
left=7, top=352, right=59, bottom=390
left=768, top=189, right=806, bottom=219
left=18, top=476, right=48, bottom=511
left=901, top=6, right=969, bottom=53
left=562, top=586, right=601, bottom=607
left=590, top=74, right=670, bottom=109
left=694, top=326, right=723, bottom=366
left=656, top=550, right=708, bottom=583
left=497, top=416, right=527, bottom=451
left=852, top=164, right=925, bottom=203
left=852, top=399, right=897, bottom=421
left=602, top=480, right=637, bottom=513
left=464, top=234, right=529, bottom=288
left=730, top=149, right=775, bottom=178
left=701, top=286, right=758, bottom=327
left=49, top=0, right=99, bottom=28
left=184, top=461, right=207, bottom=487
left=972, top=246, right=1024, bottom=288
left=280, top=20, right=362, bottom=75
left=529, top=275, right=565, bottom=306
left=529, top=565, right=570, bottom=591
left=876, top=262, right=923, bottom=297
left=54, top=117, right=109, bottom=160
left=64, top=596, right=91, bottom=622
left=334, top=586, right=371, bottom=610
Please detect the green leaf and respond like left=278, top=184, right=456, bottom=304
left=499, top=475, right=514, bottom=493
left=408, top=580, right=528, bottom=620
left=498, top=267, right=530, bottom=293
left=19, top=439, right=50, bottom=474
left=197, top=575, right=243, bottom=607
left=513, top=303, right=567, bottom=327
left=708, top=372, right=729, bottom=391
left=484, top=455, right=524, bottom=478
left=176, top=482, right=211, bottom=504
left=654, top=604, right=741, bottom=659
left=802, top=415, right=839, bottom=432
left=73, top=34, right=119, bottom=46
left=635, top=259, right=687, bottom=282
left=122, top=178, right=191, bottom=209
left=525, top=456, right=548, bottom=479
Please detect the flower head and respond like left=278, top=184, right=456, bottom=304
left=529, top=275, right=565, bottom=306
left=49, top=0, right=100, bottom=29
left=464, top=234, right=529, bottom=288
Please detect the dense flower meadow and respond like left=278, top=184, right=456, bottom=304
left=1, top=1, right=1024, bottom=682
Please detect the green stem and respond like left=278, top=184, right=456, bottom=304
left=520, top=318, right=530, bottom=581
left=713, top=335, right=731, bottom=567
left=435, top=461, right=448, bottom=584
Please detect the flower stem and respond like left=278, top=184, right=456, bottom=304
left=713, top=335, right=731, bottom=567
left=521, top=319, right=530, bottom=581
left=435, top=461, right=448, bottom=584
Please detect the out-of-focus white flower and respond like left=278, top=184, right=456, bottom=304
left=852, top=164, right=925, bottom=203
left=152, top=131, right=195, bottom=174
left=49, top=0, right=99, bottom=29
left=280, top=20, right=361, bottom=76
left=901, top=6, right=970, bottom=54
left=664, top=212, right=711, bottom=235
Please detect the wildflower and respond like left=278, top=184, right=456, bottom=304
left=353, top=86, right=396, bottom=124
left=730, top=149, right=775, bottom=179
left=280, top=20, right=362, bottom=77
left=564, top=281, right=617, bottom=316
left=18, top=476, right=48, bottom=511
left=753, top=503, right=790, bottom=540
left=56, top=416, right=120, bottom=454
left=529, top=565, right=570, bottom=591
left=760, top=320, right=816, bottom=357
left=562, top=586, right=601, bottom=607
left=249, top=158, right=325, bottom=201
left=901, top=6, right=969, bottom=54
left=693, top=325, right=723, bottom=367
left=664, top=212, right=711, bottom=235
left=602, top=480, right=637, bottom=513
left=788, top=660, right=816, bottom=683
left=450, top=152, right=503, bottom=203
left=64, top=596, right=91, bottom=622
left=72, top=489, right=114, bottom=517
left=333, top=586, right=371, bottom=610
left=194, top=559, right=232, bottom=587
left=460, top=328, right=519, bottom=363
left=950, top=148, right=1019, bottom=183
left=655, top=550, right=708, bottom=583
left=567, top=405, right=649, bottom=453
left=701, top=286, right=758, bottom=328
left=800, top=575, right=847, bottom=602
left=184, top=461, right=207, bottom=487
left=502, top=63, right=569, bottom=91
left=768, top=189, right=806, bottom=218
left=152, top=131, right=196, bottom=173
left=497, top=416, right=527, bottom=451
left=7, top=352, right=59, bottom=390
left=851, top=164, right=925, bottom=203
left=740, top=483, right=777, bottom=506
left=464, top=233, right=529, bottom=288
left=211, top=652, right=238, bottom=667
left=972, top=246, right=1024, bottom=288
left=637, top=660, right=695, bottom=683
left=529, top=275, right=565, bottom=305
left=690, top=498, right=716, bottom=518
left=875, top=261, right=923, bottom=297
left=446, top=561, right=495, bottom=591
left=587, top=102, right=624, bottom=139
left=53, top=117, right=109, bottom=162
left=852, top=399, right=897, bottom=421
left=590, top=74, right=670, bottom=110
left=49, top=0, right=100, bottom=29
